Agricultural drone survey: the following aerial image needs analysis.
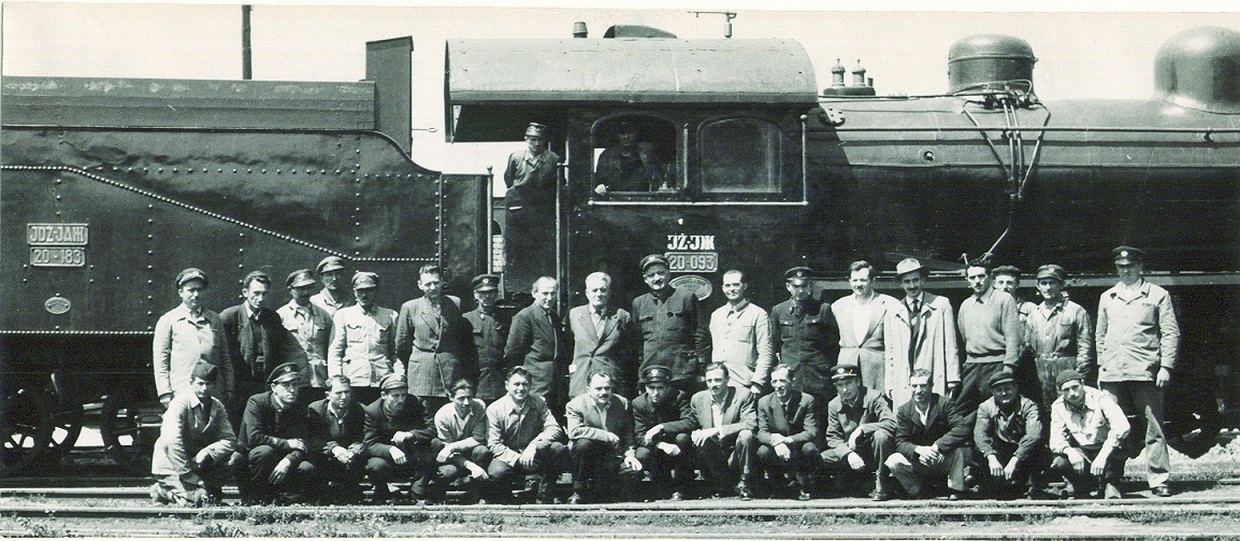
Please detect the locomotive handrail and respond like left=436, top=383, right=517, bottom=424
left=820, top=126, right=1240, bottom=134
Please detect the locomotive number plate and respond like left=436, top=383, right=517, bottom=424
left=665, top=252, right=718, bottom=273
left=30, top=247, right=86, bottom=267
left=27, top=223, right=88, bottom=246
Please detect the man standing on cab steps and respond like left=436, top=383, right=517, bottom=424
left=633, top=254, right=708, bottom=397
left=504, top=122, right=560, bottom=292
left=771, top=267, right=839, bottom=404
left=1096, top=246, right=1178, bottom=498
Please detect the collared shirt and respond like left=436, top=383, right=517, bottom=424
left=435, top=398, right=487, bottom=445
left=1025, top=299, right=1094, bottom=365
left=590, top=307, right=607, bottom=336
left=710, top=394, right=725, bottom=429
left=709, top=299, right=774, bottom=388
left=277, top=300, right=333, bottom=387
left=957, top=288, right=1021, bottom=365
left=328, top=303, right=397, bottom=387
left=486, top=394, right=563, bottom=466
left=153, top=304, right=229, bottom=398
left=850, top=294, right=876, bottom=344
left=310, top=288, right=353, bottom=316
left=1096, top=279, right=1180, bottom=382
left=151, top=391, right=235, bottom=477
left=1049, top=386, right=1130, bottom=455
left=974, top=396, right=1043, bottom=461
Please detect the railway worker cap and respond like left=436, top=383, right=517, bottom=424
left=640, top=366, right=672, bottom=385
left=286, top=269, right=316, bottom=289
left=1036, top=264, right=1067, bottom=282
left=175, top=268, right=208, bottom=289
left=830, top=364, right=861, bottom=381
left=992, top=265, right=1022, bottom=278
left=267, top=362, right=302, bottom=386
left=191, top=361, right=219, bottom=383
left=525, top=122, right=549, bottom=138
left=352, top=271, right=379, bottom=290
left=987, top=369, right=1016, bottom=389
left=472, top=273, right=500, bottom=292
left=1113, top=246, right=1146, bottom=265
left=785, top=266, right=813, bottom=286
left=895, top=258, right=926, bottom=278
left=316, top=256, right=346, bottom=275
left=1055, top=368, right=1084, bottom=388
left=380, top=373, right=408, bottom=391
left=640, top=254, right=669, bottom=273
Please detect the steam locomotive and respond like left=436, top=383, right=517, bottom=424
left=2, top=23, right=1236, bottom=477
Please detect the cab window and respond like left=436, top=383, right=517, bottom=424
left=698, top=118, right=781, bottom=193
left=591, top=116, right=677, bottom=193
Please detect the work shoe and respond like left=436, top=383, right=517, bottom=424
left=568, top=492, right=584, bottom=505
left=669, top=491, right=685, bottom=501
left=1152, top=485, right=1173, bottom=497
left=870, top=490, right=891, bottom=502
left=797, top=489, right=812, bottom=501
left=1104, top=484, right=1123, bottom=500
left=736, top=482, right=754, bottom=501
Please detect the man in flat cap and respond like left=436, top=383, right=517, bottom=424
left=505, top=276, right=569, bottom=415
left=885, top=368, right=970, bottom=500
left=277, top=269, right=333, bottom=404
left=771, top=266, right=840, bottom=404
left=569, top=271, right=636, bottom=399
left=1096, top=246, right=1178, bottom=497
left=150, top=361, right=236, bottom=506
left=633, top=254, right=708, bottom=397
left=973, top=369, right=1045, bottom=499
left=504, top=122, right=561, bottom=293
left=565, top=371, right=643, bottom=504
left=755, top=365, right=820, bottom=500
left=820, top=363, right=897, bottom=501
left=432, top=378, right=493, bottom=503
left=1024, top=264, right=1094, bottom=412
left=328, top=271, right=398, bottom=406
left=396, top=264, right=471, bottom=416
left=884, top=258, right=959, bottom=408
left=485, top=366, right=568, bottom=504
left=632, top=366, right=697, bottom=501
left=221, top=270, right=307, bottom=428
left=311, top=256, right=353, bottom=316
left=306, top=375, right=367, bottom=504
left=234, top=362, right=318, bottom=505
left=154, top=268, right=234, bottom=410
left=690, top=362, right=758, bottom=500
left=1049, top=369, right=1130, bottom=499
left=956, top=260, right=1022, bottom=421
left=710, top=269, right=774, bottom=397
left=363, top=373, right=439, bottom=502
left=463, top=273, right=509, bottom=401
left=831, top=260, right=900, bottom=396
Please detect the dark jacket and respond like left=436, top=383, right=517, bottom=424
left=770, top=299, right=840, bottom=394
left=756, top=391, right=819, bottom=446
left=463, top=308, right=509, bottom=401
left=632, top=287, right=708, bottom=382
left=306, top=398, right=366, bottom=457
left=362, top=396, right=435, bottom=458
left=220, top=304, right=306, bottom=384
left=503, top=304, right=568, bottom=401
left=823, top=386, right=895, bottom=460
left=239, top=391, right=311, bottom=464
left=632, top=390, right=697, bottom=445
left=893, top=393, right=971, bottom=460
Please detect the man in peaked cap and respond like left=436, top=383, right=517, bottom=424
left=150, top=361, right=237, bottom=506
left=503, top=122, right=561, bottom=294
left=1096, top=245, right=1178, bottom=497
left=820, top=363, right=897, bottom=501
left=234, top=362, right=319, bottom=505
left=973, top=369, right=1045, bottom=499
left=311, top=256, right=353, bottom=315
left=1024, top=264, right=1094, bottom=412
left=328, top=271, right=398, bottom=406
left=632, top=365, right=697, bottom=500
left=154, top=268, right=234, bottom=410
left=632, top=254, right=708, bottom=397
left=884, top=258, right=960, bottom=409
left=363, top=372, right=439, bottom=503
left=221, top=270, right=308, bottom=429
left=462, top=273, right=510, bottom=401
left=771, top=266, right=840, bottom=404
left=277, top=269, right=333, bottom=404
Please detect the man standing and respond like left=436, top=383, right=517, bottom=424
left=1096, top=246, right=1178, bottom=497
left=433, top=379, right=493, bottom=502
left=463, top=274, right=509, bottom=402
left=310, top=256, right=353, bottom=316
left=568, top=272, right=635, bottom=398
left=363, top=373, right=438, bottom=503
left=632, top=366, right=697, bottom=501
left=956, top=262, right=1023, bottom=418
left=396, top=264, right=470, bottom=415
left=820, top=364, right=896, bottom=501
left=1049, top=369, right=1130, bottom=499
left=1024, top=264, right=1094, bottom=410
left=690, top=362, right=758, bottom=500
left=992, top=265, right=1037, bottom=316
left=154, top=268, right=233, bottom=409
left=565, top=372, right=643, bottom=504
left=235, top=362, right=318, bottom=505
left=831, top=261, right=899, bottom=393
left=150, top=361, right=236, bottom=506
left=277, top=269, right=333, bottom=404
left=222, top=271, right=307, bottom=427
left=328, top=272, right=398, bottom=406
left=771, top=267, right=839, bottom=403
left=973, top=370, right=1045, bottom=499
left=633, top=254, right=708, bottom=396
left=709, top=269, right=773, bottom=396
left=885, top=369, right=971, bottom=500
left=485, top=367, right=568, bottom=504
left=505, top=277, right=569, bottom=412
left=504, top=122, right=560, bottom=292
left=306, top=375, right=367, bottom=504
left=884, top=258, right=959, bottom=408
left=755, top=366, right=819, bottom=500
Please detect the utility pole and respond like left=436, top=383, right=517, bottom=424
left=689, top=11, right=737, bottom=38
left=242, top=5, right=252, bottom=80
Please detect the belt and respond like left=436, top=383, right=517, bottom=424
left=965, top=353, right=1005, bottom=364
left=1034, top=354, right=1076, bottom=362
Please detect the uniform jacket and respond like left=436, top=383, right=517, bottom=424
left=770, top=299, right=840, bottom=394
left=689, top=386, right=757, bottom=440
left=238, top=392, right=311, bottom=464
left=756, top=391, right=818, bottom=447
left=893, top=393, right=971, bottom=460
left=220, top=303, right=307, bottom=385
left=831, top=294, right=898, bottom=367
left=565, top=393, right=635, bottom=452
left=1096, top=280, right=1180, bottom=382
left=310, top=288, right=353, bottom=316
left=568, top=304, right=635, bottom=398
left=153, top=304, right=232, bottom=399
left=362, top=396, right=435, bottom=458
left=306, top=398, right=366, bottom=457
left=504, top=304, right=568, bottom=401
left=395, top=296, right=470, bottom=397
left=328, top=304, right=398, bottom=388
left=504, top=147, right=560, bottom=210
left=632, top=390, right=698, bottom=444
left=708, top=300, right=774, bottom=389
left=974, top=396, right=1043, bottom=462
left=822, top=386, right=896, bottom=461
left=884, top=293, right=960, bottom=407
left=463, top=307, right=509, bottom=401
left=633, top=287, right=708, bottom=382
left=1024, top=299, right=1095, bottom=375
left=151, top=392, right=236, bottom=476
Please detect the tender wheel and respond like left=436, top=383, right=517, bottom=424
left=0, top=386, right=54, bottom=477
left=42, top=401, right=84, bottom=465
left=100, top=389, right=161, bottom=475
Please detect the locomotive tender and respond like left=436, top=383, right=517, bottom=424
left=3, top=23, right=1238, bottom=476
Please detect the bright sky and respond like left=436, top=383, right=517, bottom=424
left=5, top=1, right=1240, bottom=176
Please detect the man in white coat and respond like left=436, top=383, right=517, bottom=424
left=883, top=258, right=960, bottom=407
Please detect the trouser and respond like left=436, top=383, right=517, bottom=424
left=820, top=427, right=894, bottom=493
left=1050, top=444, right=1126, bottom=495
left=1101, top=380, right=1170, bottom=488
left=230, top=377, right=266, bottom=429
left=365, top=442, right=438, bottom=499
left=151, top=450, right=234, bottom=505
left=234, top=445, right=317, bottom=504
left=696, top=429, right=756, bottom=490
left=884, top=446, right=966, bottom=497
left=437, top=443, right=493, bottom=484
left=976, top=441, right=1047, bottom=498
left=957, top=360, right=1005, bottom=417
left=756, top=440, right=820, bottom=488
left=485, top=441, right=568, bottom=500
left=635, top=432, right=694, bottom=496
left=569, top=439, right=638, bottom=497
left=351, top=386, right=380, bottom=408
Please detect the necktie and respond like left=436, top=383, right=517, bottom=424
left=907, top=299, right=920, bottom=372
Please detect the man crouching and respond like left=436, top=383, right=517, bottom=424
left=150, top=361, right=235, bottom=506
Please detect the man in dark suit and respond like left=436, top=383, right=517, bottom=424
left=632, top=366, right=697, bottom=501
left=363, top=373, right=438, bottom=503
left=234, top=362, right=318, bottom=505
left=771, top=267, right=840, bottom=405
left=820, top=364, right=897, bottom=501
left=395, top=264, right=471, bottom=415
left=462, top=274, right=508, bottom=401
left=884, top=368, right=971, bottom=499
left=755, top=365, right=820, bottom=500
left=306, top=375, right=367, bottom=504
left=565, top=372, right=643, bottom=504
left=221, top=270, right=307, bottom=428
left=690, top=362, right=758, bottom=500
left=568, top=272, right=635, bottom=399
left=504, top=277, right=568, bottom=415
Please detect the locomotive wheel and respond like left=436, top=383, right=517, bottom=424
left=99, top=390, right=160, bottom=475
left=0, top=386, right=53, bottom=477
left=42, top=401, right=84, bottom=465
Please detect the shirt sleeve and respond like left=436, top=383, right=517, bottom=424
left=752, top=310, right=774, bottom=387
left=1156, top=289, right=1181, bottom=372
left=153, top=315, right=174, bottom=398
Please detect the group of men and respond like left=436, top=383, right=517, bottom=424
left=149, top=244, right=1178, bottom=506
